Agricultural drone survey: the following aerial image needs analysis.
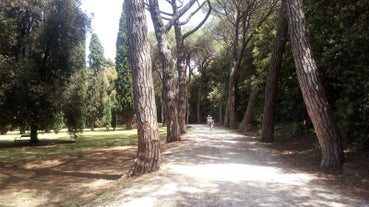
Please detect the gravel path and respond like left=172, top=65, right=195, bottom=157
left=94, top=125, right=368, bottom=207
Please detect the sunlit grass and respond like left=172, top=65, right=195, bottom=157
left=0, top=126, right=167, bottom=160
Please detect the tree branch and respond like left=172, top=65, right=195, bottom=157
left=182, top=0, right=212, bottom=39
left=164, top=0, right=198, bottom=31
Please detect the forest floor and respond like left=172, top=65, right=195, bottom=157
left=0, top=125, right=368, bottom=206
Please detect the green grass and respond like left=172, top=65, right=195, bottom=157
left=0, top=127, right=167, bottom=160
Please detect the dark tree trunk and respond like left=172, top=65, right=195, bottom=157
left=174, top=24, right=187, bottom=134
left=125, top=0, right=161, bottom=176
left=125, top=115, right=134, bottom=130
left=161, top=91, right=166, bottom=126
left=218, top=103, right=223, bottom=124
left=30, top=124, right=38, bottom=144
left=260, top=0, right=288, bottom=143
left=227, top=64, right=239, bottom=129
left=286, top=0, right=344, bottom=167
left=239, top=87, right=260, bottom=132
left=148, top=0, right=181, bottom=143
left=196, top=73, right=204, bottom=124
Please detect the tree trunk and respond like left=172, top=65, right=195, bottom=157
left=125, top=0, right=160, bottom=176
left=260, top=0, right=288, bottom=143
left=30, top=124, right=38, bottom=144
left=227, top=64, right=238, bottom=129
left=125, top=115, right=134, bottom=130
left=161, top=91, right=166, bottom=126
left=218, top=103, right=223, bottom=124
left=196, top=76, right=203, bottom=124
left=174, top=23, right=187, bottom=134
left=148, top=0, right=181, bottom=143
left=239, top=87, right=260, bottom=132
left=286, top=0, right=344, bottom=167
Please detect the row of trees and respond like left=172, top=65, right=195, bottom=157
left=0, top=0, right=127, bottom=142
left=1, top=0, right=367, bottom=175
left=125, top=0, right=368, bottom=175
left=0, top=0, right=89, bottom=143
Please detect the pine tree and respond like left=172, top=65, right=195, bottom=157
left=115, top=5, right=135, bottom=130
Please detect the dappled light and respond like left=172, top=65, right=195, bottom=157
left=91, top=125, right=368, bottom=207
left=0, top=127, right=142, bottom=206
left=168, top=163, right=312, bottom=184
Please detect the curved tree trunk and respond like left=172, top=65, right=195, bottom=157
left=148, top=0, right=181, bottom=143
left=286, top=0, right=344, bottom=167
left=239, top=87, right=260, bottom=132
left=125, top=0, right=160, bottom=176
left=260, top=0, right=288, bottom=143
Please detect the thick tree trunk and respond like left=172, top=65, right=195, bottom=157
left=239, top=87, right=260, bottom=132
left=125, top=115, right=134, bottom=130
left=125, top=0, right=160, bottom=176
left=286, top=0, right=344, bottom=167
left=260, top=0, right=288, bottom=143
left=174, top=24, right=187, bottom=134
left=227, top=64, right=238, bottom=129
left=148, top=0, right=181, bottom=143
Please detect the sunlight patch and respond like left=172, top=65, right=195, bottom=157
left=82, top=179, right=111, bottom=189
left=120, top=197, right=157, bottom=207
left=167, top=163, right=313, bottom=185
left=25, top=159, right=63, bottom=169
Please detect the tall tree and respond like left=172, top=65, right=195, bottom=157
left=213, top=0, right=278, bottom=128
left=260, top=0, right=288, bottom=142
left=147, top=0, right=181, bottom=142
left=169, top=0, right=212, bottom=134
left=239, top=86, right=260, bottom=132
left=86, top=33, right=105, bottom=130
left=285, top=0, right=344, bottom=166
left=125, top=0, right=161, bottom=176
left=115, top=4, right=135, bottom=130
left=0, top=0, right=89, bottom=143
left=88, top=33, right=105, bottom=74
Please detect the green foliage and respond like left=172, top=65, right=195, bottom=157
left=114, top=3, right=135, bottom=128
left=305, top=0, right=369, bottom=145
left=88, top=33, right=105, bottom=73
left=63, top=67, right=88, bottom=133
left=85, top=33, right=117, bottom=130
left=0, top=0, right=89, bottom=138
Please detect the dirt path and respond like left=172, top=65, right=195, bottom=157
left=91, top=125, right=368, bottom=207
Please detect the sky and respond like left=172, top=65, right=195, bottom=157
left=82, top=0, right=124, bottom=61
left=81, top=0, right=208, bottom=61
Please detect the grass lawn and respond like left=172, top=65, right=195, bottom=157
left=0, top=126, right=167, bottom=207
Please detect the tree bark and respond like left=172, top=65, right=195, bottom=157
left=174, top=23, right=187, bottom=134
left=286, top=0, right=344, bottom=167
left=125, top=115, right=134, bottom=130
left=196, top=76, right=203, bottom=124
left=148, top=0, right=181, bottom=143
left=260, top=0, right=288, bottom=143
left=239, top=87, right=260, bottom=132
left=226, top=6, right=242, bottom=129
left=125, top=0, right=161, bottom=176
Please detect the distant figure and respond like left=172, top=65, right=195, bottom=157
left=207, top=115, right=214, bottom=128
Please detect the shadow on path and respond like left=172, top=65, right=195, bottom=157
left=92, top=125, right=369, bottom=207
